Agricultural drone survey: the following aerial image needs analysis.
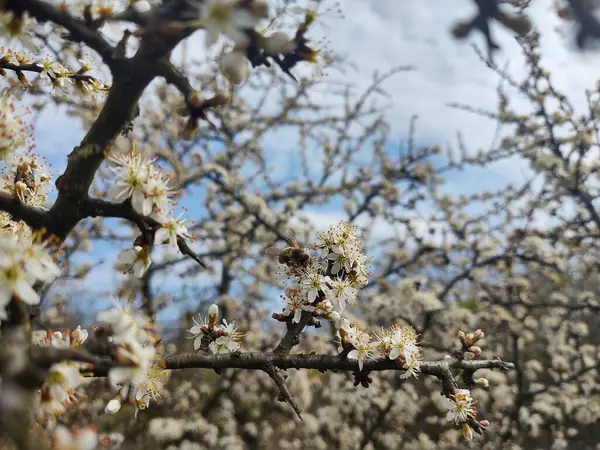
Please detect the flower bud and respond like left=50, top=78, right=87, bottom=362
left=105, top=397, right=122, bottom=414
left=465, top=333, right=475, bottom=345
left=474, top=328, right=485, bottom=342
left=337, top=318, right=350, bottom=330
left=474, top=377, right=489, bottom=388
left=262, top=32, right=296, bottom=54
left=468, top=346, right=482, bottom=355
left=457, top=330, right=466, bottom=343
left=219, top=50, right=250, bottom=85
left=52, top=331, right=63, bottom=340
left=462, top=423, right=473, bottom=441
left=329, top=311, right=341, bottom=322
left=133, top=0, right=151, bottom=13
left=208, top=304, right=219, bottom=328
left=465, top=351, right=475, bottom=360
left=479, top=419, right=490, bottom=428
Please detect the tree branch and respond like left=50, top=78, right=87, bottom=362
left=0, top=190, right=48, bottom=230
left=165, top=352, right=514, bottom=375
left=6, top=0, right=115, bottom=64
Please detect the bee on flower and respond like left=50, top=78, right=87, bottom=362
left=265, top=228, right=311, bottom=269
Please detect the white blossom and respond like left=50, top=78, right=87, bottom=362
left=200, top=0, right=256, bottom=48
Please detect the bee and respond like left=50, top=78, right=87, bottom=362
left=265, top=228, right=310, bottom=267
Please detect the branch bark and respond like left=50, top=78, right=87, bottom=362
left=165, top=351, right=514, bottom=374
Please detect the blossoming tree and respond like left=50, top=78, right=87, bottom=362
left=1, top=0, right=599, bottom=449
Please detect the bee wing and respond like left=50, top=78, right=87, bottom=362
left=265, top=246, right=282, bottom=256
left=284, top=228, right=299, bottom=247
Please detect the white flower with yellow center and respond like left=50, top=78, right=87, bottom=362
left=445, top=389, right=477, bottom=424
left=200, top=0, right=256, bottom=48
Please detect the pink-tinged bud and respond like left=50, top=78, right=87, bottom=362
left=468, top=346, right=482, bottom=355
left=105, top=397, right=122, bottom=414
left=462, top=424, right=473, bottom=441
left=479, top=419, right=490, bottom=428
left=474, top=329, right=485, bottom=342
left=208, top=304, right=219, bottom=319
left=132, top=0, right=151, bottom=13
left=52, top=331, right=63, bottom=340
left=475, top=377, right=489, bottom=388
left=208, top=304, right=219, bottom=328
left=32, top=330, right=48, bottom=344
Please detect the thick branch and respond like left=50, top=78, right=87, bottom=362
left=157, top=60, right=194, bottom=100
left=47, top=65, right=153, bottom=240
left=0, top=191, right=48, bottom=230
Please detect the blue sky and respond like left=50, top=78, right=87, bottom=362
left=24, top=0, right=600, bottom=325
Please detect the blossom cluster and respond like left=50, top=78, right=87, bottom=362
left=29, top=299, right=169, bottom=431
left=197, top=0, right=332, bottom=84
left=2, top=150, right=52, bottom=210
left=0, top=229, right=60, bottom=322
left=0, top=93, right=28, bottom=160
left=0, top=45, right=109, bottom=98
left=97, top=300, right=169, bottom=417
left=188, top=303, right=244, bottom=354
left=33, top=327, right=91, bottom=427
left=276, top=221, right=370, bottom=323
left=109, top=144, right=194, bottom=279
left=444, top=389, right=481, bottom=441
left=336, top=319, right=422, bottom=378
left=0, top=149, right=58, bottom=320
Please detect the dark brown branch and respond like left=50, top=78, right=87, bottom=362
left=83, top=197, right=149, bottom=232
left=5, top=0, right=115, bottom=64
left=83, top=197, right=208, bottom=269
left=29, top=346, right=114, bottom=370
left=0, top=61, right=98, bottom=83
left=273, top=311, right=314, bottom=356
left=0, top=190, right=48, bottom=230
left=157, top=59, right=194, bottom=100
left=264, top=363, right=303, bottom=420
left=165, top=352, right=514, bottom=375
